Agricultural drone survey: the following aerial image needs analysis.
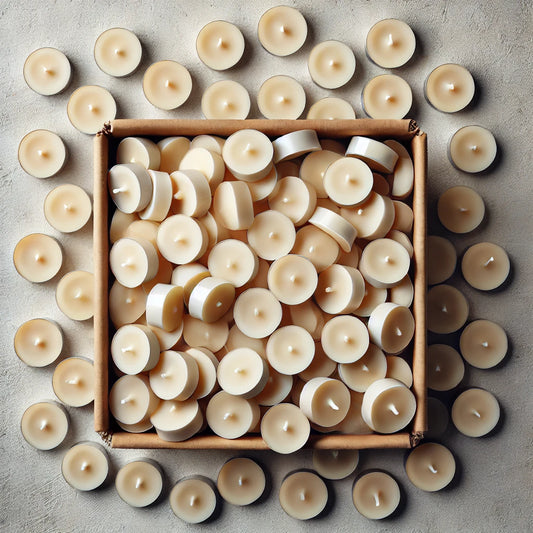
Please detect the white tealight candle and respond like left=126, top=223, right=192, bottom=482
left=233, top=288, right=282, bottom=339
left=206, top=390, right=259, bottom=439
left=307, top=97, right=356, bottom=120
left=110, top=237, right=159, bottom=288
left=217, top=457, right=266, bottom=506
left=139, top=170, right=173, bottom=222
left=183, top=315, right=229, bottom=352
left=437, top=186, right=485, bottom=233
left=315, top=264, right=365, bottom=314
left=255, top=366, right=293, bottom=406
left=14, top=318, right=63, bottom=367
left=366, top=19, right=416, bottom=68
left=313, top=449, right=359, bottom=480
left=67, top=85, right=117, bottom=134
left=299, top=342, right=336, bottom=381
left=158, top=136, right=190, bottom=173
left=150, top=398, right=203, bottom=442
left=169, top=476, right=218, bottom=524
left=208, top=239, right=258, bottom=287
left=269, top=176, right=317, bottom=226
left=427, top=235, right=457, bottom=285
left=23, top=47, right=71, bottom=95
left=405, top=443, right=456, bottom=492
left=247, top=210, right=295, bottom=260
left=201, top=80, right=250, bottom=119
left=292, top=225, right=340, bottom=273
left=111, top=324, right=160, bottom=374
left=115, top=459, right=163, bottom=507
left=170, top=168, right=212, bottom=217
left=427, top=284, right=469, bottom=334
left=257, top=5, right=307, bottom=56
left=217, top=348, right=269, bottom=398
left=459, top=319, right=508, bottom=369
left=449, top=125, right=497, bottom=173
left=44, top=184, right=92, bottom=233
left=368, top=302, right=415, bottom=354
left=385, top=355, right=413, bottom=388
left=21, top=401, right=69, bottom=450
left=94, top=28, right=142, bottom=77
left=384, top=140, right=414, bottom=199
left=462, top=242, right=510, bottom=291
left=321, top=314, right=369, bottom=363
left=188, top=277, right=235, bottom=323
left=354, top=281, right=388, bottom=317
left=213, top=181, right=254, bottom=229
left=117, top=137, right=160, bottom=170
left=62, top=442, right=109, bottom=491
left=108, top=163, right=153, bottom=214
left=451, top=388, right=500, bottom=437
left=18, top=129, right=67, bottom=178
left=389, top=275, right=414, bottom=307
left=257, top=75, right=306, bottom=119
left=246, top=165, right=278, bottom=201
left=427, top=344, right=465, bottom=392
left=324, top=157, right=373, bottom=206
left=196, top=20, right=245, bottom=70
left=308, top=207, right=357, bottom=252
left=157, top=214, right=208, bottom=264
left=362, top=74, right=412, bottom=119
left=146, top=283, right=184, bottom=333
left=52, top=357, right=94, bottom=407
left=425, top=63, right=475, bottom=113
left=13, top=233, right=62, bottom=283
left=272, top=130, right=321, bottom=164
left=191, top=135, right=225, bottom=154
left=267, top=254, right=318, bottom=305
left=392, top=199, right=413, bottom=233
left=352, top=471, right=400, bottom=519
left=338, top=343, right=387, bottom=393
left=308, top=40, right=356, bottom=89
left=300, top=150, right=342, bottom=197
left=279, top=470, right=328, bottom=520
left=56, top=271, right=94, bottom=321
left=109, top=281, right=146, bottom=328
left=260, top=403, right=310, bottom=454
left=299, top=377, right=351, bottom=427
left=346, top=136, right=399, bottom=174
left=142, top=60, right=192, bottom=110
left=266, top=325, right=315, bottom=375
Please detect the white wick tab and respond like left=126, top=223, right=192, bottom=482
left=389, top=404, right=400, bottom=416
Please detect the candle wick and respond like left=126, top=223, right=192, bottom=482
left=66, top=377, right=80, bottom=385
left=441, top=304, right=448, bottom=314
left=216, top=37, right=225, bottom=48
left=135, top=477, right=143, bottom=489
left=281, top=197, right=290, bottom=204
left=299, top=490, right=306, bottom=502
left=43, top=66, right=53, bottom=75
left=327, top=398, right=340, bottom=411
left=448, top=83, right=456, bottom=91
left=332, top=450, right=339, bottom=459
left=73, top=290, right=84, bottom=300
left=289, top=274, right=297, bottom=283
left=173, top=236, right=185, bottom=244
left=189, top=495, right=197, bottom=507
left=237, top=476, right=244, bottom=487
left=357, top=208, right=364, bottom=215
left=63, top=203, right=73, bottom=212
left=243, top=143, right=253, bottom=154
left=278, top=96, right=287, bottom=104
left=385, top=94, right=394, bottom=102
left=471, top=145, right=478, bottom=152
left=215, top=301, right=222, bottom=308
left=279, top=24, right=287, bottom=34
left=253, top=307, right=261, bottom=317
left=389, top=404, right=400, bottom=416
left=37, top=149, right=48, bottom=157
left=39, top=420, right=48, bottom=431
left=345, top=174, right=355, bottom=184
left=112, top=186, right=128, bottom=194
left=120, top=259, right=133, bottom=268
left=125, top=297, right=133, bottom=304
left=223, top=411, right=233, bottom=420
left=169, top=404, right=177, bottom=412
left=343, top=335, right=351, bottom=344
left=160, top=372, right=170, bottom=379
left=80, top=461, right=90, bottom=471
left=114, top=48, right=124, bottom=56
left=88, top=104, right=98, bottom=113
left=222, top=100, right=230, bottom=109
left=165, top=80, right=174, bottom=89
left=324, top=286, right=334, bottom=293
left=481, top=341, right=489, bottom=348
left=308, top=245, right=315, bottom=254
left=174, top=190, right=184, bottom=200
left=472, top=409, right=482, bottom=418
left=120, top=395, right=134, bottom=405
left=435, top=364, right=441, bottom=373
left=329, top=59, right=338, bottom=68
left=362, top=364, right=369, bottom=372
left=121, top=346, right=134, bottom=353
left=34, top=337, right=45, bottom=347
left=282, top=420, right=290, bottom=432
left=204, top=331, right=210, bottom=339
left=428, top=464, right=438, bottom=474
left=384, top=255, right=392, bottom=263
left=483, top=256, right=495, bottom=267
left=387, top=33, right=395, bottom=46
left=373, top=492, right=381, bottom=507
left=226, top=260, right=234, bottom=269
left=395, top=327, right=402, bottom=336
left=34, top=253, right=44, bottom=263
left=458, top=207, right=469, bottom=213
left=268, top=231, right=276, bottom=239
left=287, top=345, right=295, bottom=353
left=234, top=367, right=244, bottom=374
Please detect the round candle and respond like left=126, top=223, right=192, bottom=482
left=315, top=264, right=365, bottom=314
left=405, top=442, right=456, bottom=492
left=267, top=254, right=317, bottom=305
left=183, top=315, right=229, bottom=352
left=18, top=129, right=67, bottom=178
left=233, top=288, right=282, bottom=339
left=14, top=318, right=63, bottom=367
left=425, top=63, right=475, bottom=113
left=109, top=374, right=159, bottom=426
left=307, top=97, right=356, bottom=119
left=308, top=207, right=357, bottom=252
left=352, top=471, right=400, bottom=519
left=217, top=348, right=269, bottom=398
left=21, top=401, right=69, bottom=450
left=324, top=157, right=373, bottom=206
left=56, top=271, right=94, bottom=321
left=149, top=350, right=199, bottom=401
left=117, top=137, right=160, bottom=170
left=171, top=168, right=212, bottom=218
left=115, top=459, right=163, bottom=507
left=255, top=366, right=293, bottom=406
left=321, top=315, right=369, bottom=363
left=185, top=347, right=219, bottom=399
left=385, top=355, right=413, bottom=387
left=279, top=470, right=328, bottom=520
left=94, top=28, right=142, bottom=77
left=109, top=281, right=146, bottom=328
left=150, top=398, right=203, bottom=442
left=299, top=377, right=351, bottom=427
left=139, top=170, right=173, bottom=222
left=362, top=74, right=412, bottom=119
left=13, top=233, right=62, bottom=283
left=157, top=214, right=207, bottom=264
left=110, top=237, right=159, bottom=288
left=291, top=225, right=340, bottom=273
left=372, top=173, right=390, bottom=196
left=300, top=150, right=342, bottom=198
left=459, top=319, right=507, bottom=369
left=462, top=242, right=510, bottom=291
left=427, top=235, right=457, bottom=285
left=142, top=60, right=192, bottom=110
left=449, top=125, right=497, bottom=173
left=52, top=357, right=94, bottom=407
left=366, top=19, right=416, bottom=68
left=260, top=403, right=310, bottom=454
left=272, top=130, right=321, bottom=164
left=392, top=199, right=414, bottom=233
left=108, top=163, right=152, bottom=214
left=354, top=281, right=388, bottom=317
left=247, top=210, right=295, bottom=260
left=257, top=75, right=306, bottom=119
left=361, top=378, right=416, bottom=433
left=191, top=135, right=225, bottom=154
left=62, top=442, right=109, bottom=491
left=169, top=476, right=218, bottom=524
left=145, top=283, right=184, bottom=332
left=308, top=40, right=356, bottom=89
left=23, top=47, right=71, bottom=95
left=266, top=325, right=315, bottom=375
left=247, top=165, right=278, bottom=201
left=338, top=343, right=387, bottom=393
left=158, top=136, right=190, bottom=173
left=388, top=275, right=414, bottom=307
left=346, top=136, right=399, bottom=174
left=67, top=85, right=116, bottom=134
left=427, top=344, right=465, bottom=392
left=188, top=277, right=235, bottom=323
left=299, top=342, right=335, bottom=381
left=44, top=184, right=92, bottom=233
left=111, top=324, right=160, bottom=374
left=206, top=391, right=259, bottom=439
left=269, top=176, right=317, bottom=226
left=313, top=449, right=359, bottom=480
left=213, top=181, right=254, bottom=230
left=208, top=239, right=258, bottom=287
left=217, top=457, right=266, bottom=506
left=427, top=284, right=469, bottom=334
left=201, top=80, right=250, bottom=119
left=333, top=390, right=372, bottom=434
left=437, top=186, right=485, bottom=233
left=368, top=302, right=414, bottom=354
left=196, top=20, right=244, bottom=70
left=257, top=5, right=307, bottom=56
left=451, top=388, right=500, bottom=437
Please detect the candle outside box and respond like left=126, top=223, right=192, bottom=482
left=93, top=119, right=427, bottom=450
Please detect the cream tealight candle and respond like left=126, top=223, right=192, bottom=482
left=142, top=60, right=192, bottom=110
left=366, top=19, right=416, bottom=68
left=266, top=325, right=315, bottom=375
left=338, top=343, right=387, bottom=393
left=279, top=470, right=328, bottom=520
left=44, top=184, right=92, bottom=233
left=427, top=284, right=469, bottom=334
left=150, top=398, right=203, bottom=441
left=185, top=347, right=219, bottom=399
left=427, top=235, right=457, bottom=285
left=427, top=344, right=465, bottom=392
left=14, top=318, right=63, bottom=367
left=52, top=357, right=94, bottom=407
left=392, top=199, right=414, bottom=233
left=346, top=136, right=399, bottom=174
left=21, top=401, right=69, bottom=450
left=299, top=342, right=335, bottom=381
left=459, top=319, right=508, bottom=369
left=291, top=225, right=340, bottom=273
left=461, top=242, right=510, bottom=291
left=385, top=355, right=413, bottom=387
left=139, top=170, right=173, bottom=222
left=384, top=140, right=414, bottom=199
left=323, top=157, right=373, bottom=206
left=308, top=40, right=356, bottom=89
left=217, top=348, right=269, bottom=398
left=183, top=315, right=229, bottom=352
left=389, top=275, right=414, bottom=307
left=233, top=288, right=282, bottom=339
left=108, top=163, right=153, bottom=214
left=257, top=5, right=307, bottom=56
left=299, top=377, right=351, bottom=427
left=307, top=97, right=356, bottom=120
left=170, top=476, right=218, bottom=524
left=117, top=137, right=160, bottom=170
left=56, top=271, right=94, bottom=321
left=196, top=21, right=245, bottom=70
left=201, top=80, right=250, bottom=119
left=18, top=129, right=67, bottom=178
left=62, top=442, right=109, bottom=491
left=451, top=388, right=500, bottom=437
left=213, top=181, right=254, bottom=230
left=449, top=125, right=497, bottom=173
left=313, top=449, right=359, bottom=480
left=158, top=136, right=190, bottom=173
left=354, top=281, right=388, bottom=317
left=300, top=150, right=342, bottom=198
left=13, top=233, right=62, bottom=283
left=257, top=75, right=306, bottom=119
left=111, top=324, right=160, bottom=374
left=308, top=207, right=357, bottom=252
left=425, top=63, right=475, bottom=113
left=24, top=47, right=71, bottom=95
left=191, top=135, right=225, bottom=154
left=67, top=85, right=116, bottom=134
left=260, top=403, right=310, bottom=454
left=110, top=238, right=159, bottom=288
left=255, top=366, right=293, bottom=406
left=405, top=443, right=456, bottom=492
left=145, top=283, right=184, bottom=332
left=352, top=471, right=400, bottom=519
left=315, top=264, right=365, bottom=314
left=437, top=186, right=485, bottom=233
left=362, top=74, right=412, bottom=119
left=368, top=302, right=415, bottom=354
left=247, top=210, right=295, bottom=260
left=206, top=391, right=259, bottom=439
left=171, top=168, right=212, bottom=218
left=267, top=254, right=318, bottom=305
left=188, top=277, right=235, bottom=323
left=94, top=28, right=142, bottom=77
left=269, top=176, right=317, bottom=226
left=217, top=457, right=266, bottom=506
left=321, top=315, right=369, bottom=363
left=208, top=239, right=258, bottom=287
left=115, top=459, right=163, bottom=507
left=109, top=281, right=146, bottom=328
left=157, top=214, right=208, bottom=264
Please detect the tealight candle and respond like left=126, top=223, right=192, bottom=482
left=23, top=47, right=71, bottom=95
left=67, top=85, right=117, bottom=134
left=183, top=315, right=229, bottom=352
left=142, top=60, right=192, bottom=110
left=427, top=284, right=469, bottom=334
left=169, top=476, right=218, bottom=524
left=13, top=233, right=62, bottom=283
left=183, top=347, right=218, bottom=399
left=172, top=263, right=208, bottom=295
left=246, top=166, right=278, bottom=201
left=459, top=319, right=508, bottom=369
left=427, top=344, right=465, bottom=391
left=279, top=470, right=328, bottom=520
left=362, top=74, right=412, bottom=119
left=386, top=230, right=413, bottom=258
left=307, top=97, right=356, bottom=120
left=108, top=163, right=152, bottom=214
left=300, top=377, right=351, bottom=427
left=324, top=157, right=373, bottom=206
left=14, top=318, right=63, bottom=367
left=247, top=210, right=295, bottom=260
left=427, top=235, right=457, bottom=285
left=139, top=170, right=173, bottom=222
left=146, top=320, right=183, bottom=352
left=255, top=366, right=293, bottom=405
left=44, top=184, right=92, bottom=233
left=449, top=125, right=497, bottom=173
left=366, top=19, right=416, bottom=68
left=299, top=342, right=336, bottom=381
left=217, top=457, right=266, bottom=506
left=111, top=324, right=160, bottom=374
left=437, top=186, right=485, bottom=233
left=94, top=28, right=142, bottom=77
left=291, top=225, right=340, bottom=273
left=332, top=390, right=372, bottom=434
left=313, top=449, right=359, bottom=480
left=115, top=459, right=163, bottom=507
left=116, top=137, right=160, bottom=170
left=388, top=275, right=414, bottom=307
left=269, top=176, right=317, bottom=226
left=260, top=403, right=310, bottom=454
left=191, top=135, right=225, bottom=154
left=385, top=355, right=413, bottom=387
left=179, top=148, right=225, bottom=193
left=321, top=315, right=369, bottom=363
left=206, top=391, right=260, bottom=439
left=267, top=254, right=317, bottom=305
left=257, top=75, right=306, bottom=119
left=109, top=281, right=146, bottom=328
left=18, top=129, right=67, bottom=178
left=315, top=264, right=365, bottom=314
left=52, top=357, right=95, bottom=407
left=406, top=442, right=456, bottom=492
left=361, top=378, right=416, bottom=433
left=21, top=401, right=69, bottom=450
left=308, top=207, right=357, bottom=252
left=150, top=398, right=203, bottom=442
left=158, top=136, right=190, bottom=173
left=149, top=350, right=199, bottom=401
left=384, top=140, right=414, bottom=199
left=338, top=343, right=387, bottom=393
left=157, top=214, right=208, bottom=264
left=352, top=471, right=400, bottom=519
left=188, top=277, right=235, bottom=323
left=272, top=130, right=321, bottom=164
left=300, top=150, right=342, bottom=198
left=62, top=442, right=109, bottom=491
left=266, top=325, right=315, bottom=375
left=213, top=181, right=254, bottom=230
left=233, top=288, right=282, bottom=339
left=110, top=238, right=159, bottom=288
left=201, top=80, right=250, bottom=119
left=257, top=5, right=307, bottom=56
left=461, top=242, right=510, bottom=291
left=208, top=239, right=258, bottom=287
left=368, top=303, right=414, bottom=354
left=217, top=348, right=268, bottom=398
left=170, top=169, right=212, bottom=217
left=373, top=173, right=390, bottom=195
left=196, top=20, right=244, bottom=70
left=354, top=281, right=388, bottom=317
left=451, top=388, right=500, bottom=437
left=56, top=271, right=94, bottom=321
left=145, top=283, right=184, bottom=332
left=346, top=136, right=399, bottom=174
left=425, top=63, right=475, bottom=113
left=308, top=40, right=356, bottom=89
left=337, top=243, right=361, bottom=268
left=391, top=199, right=414, bottom=233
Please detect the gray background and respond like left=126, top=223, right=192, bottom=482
left=1, top=1, right=531, bottom=531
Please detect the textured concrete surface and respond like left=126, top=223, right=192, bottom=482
left=1, top=1, right=531, bottom=532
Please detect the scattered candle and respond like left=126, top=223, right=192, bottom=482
left=23, top=47, right=71, bottom=95
left=169, top=476, right=218, bottom=524
left=427, top=344, right=465, bottom=392
left=279, top=470, right=328, bottom=520
left=201, top=80, right=250, bottom=119
left=272, top=130, right=321, bottom=164
left=427, top=284, right=469, bottom=334
left=14, top=318, right=63, bottom=367
left=427, top=235, right=457, bottom=285
left=171, top=167, right=213, bottom=217
left=291, top=225, right=340, bottom=273
left=185, top=347, right=219, bottom=399
left=94, top=28, right=142, bottom=77
left=461, top=242, right=510, bottom=291
left=139, top=170, right=173, bottom=222
left=451, top=387, right=500, bottom=437
left=149, top=350, right=199, bottom=401
left=44, top=184, right=92, bottom=233
left=206, top=390, right=259, bottom=439
left=255, top=365, right=294, bottom=406
left=450, top=125, right=498, bottom=173
left=55, top=270, right=95, bottom=321
left=338, top=343, right=387, bottom=393
left=362, top=74, right=413, bottom=119
left=267, top=254, right=318, bottom=305
left=233, top=288, right=282, bottom=339
left=391, top=199, right=413, bottom=233
left=18, top=129, right=67, bottom=178
left=217, top=457, right=266, bottom=506
left=61, top=442, right=109, bottom=491
left=437, top=185, right=485, bottom=233
left=20, top=401, right=69, bottom=450
left=115, top=459, right=163, bottom=507
left=308, top=40, right=356, bottom=89
left=108, top=163, right=153, bottom=214
left=405, top=442, right=456, bottom=492
left=150, top=398, right=203, bottom=442
left=67, top=85, right=117, bottom=134
left=300, top=150, right=342, bottom=198
left=142, top=60, right=192, bottom=110
left=459, top=319, right=508, bottom=369
left=13, top=233, right=62, bottom=283
left=257, top=5, right=307, bottom=56
left=352, top=471, right=401, bottom=519
left=188, top=277, right=235, bottom=323
left=52, top=357, right=95, bottom=407
left=313, top=449, right=359, bottom=480
left=257, top=75, right=306, bottom=119
left=425, top=63, right=475, bottom=113
left=366, top=19, right=416, bottom=68
left=213, top=181, right=254, bottom=230
left=260, top=403, right=310, bottom=454
left=266, top=325, right=315, bottom=375
left=196, top=20, right=245, bottom=70
left=307, top=97, right=356, bottom=119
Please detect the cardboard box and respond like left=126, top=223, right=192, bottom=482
left=94, top=119, right=427, bottom=449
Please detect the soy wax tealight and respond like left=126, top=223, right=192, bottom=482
left=307, top=97, right=356, bottom=120
left=67, top=85, right=117, bottom=134
left=405, top=442, right=456, bottom=492
left=14, top=318, right=63, bottom=367
left=52, top=357, right=95, bottom=407
left=451, top=387, right=500, bottom=437
left=425, top=63, right=475, bottom=113
left=461, top=242, right=510, bottom=291
left=44, top=184, right=92, bottom=233
left=279, top=470, right=328, bottom=520
left=459, top=319, right=508, bottom=369
left=169, top=476, right=218, bottom=524
left=257, top=75, right=306, bottom=119
left=352, top=471, right=400, bottom=519
left=13, top=233, right=63, bottom=283
left=142, top=60, right=192, bottom=110
left=94, top=28, right=142, bottom=77
left=196, top=20, right=245, bottom=70
left=61, top=442, right=109, bottom=491
left=366, top=19, right=416, bottom=68
left=362, top=74, right=412, bottom=119
left=115, top=459, right=163, bottom=507
left=18, top=129, right=67, bottom=178
left=201, top=80, right=250, bottom=119
left=217, top=457, right=266, bottom=506
left=21, top=401, right=69, bottom=450
left=257, top=5, right=307, bottom=56
left=23, top=47, right=71, bottom=95
left=308, top=40, right=356, bottom=89
left=55, top=271, right=95, bottom=321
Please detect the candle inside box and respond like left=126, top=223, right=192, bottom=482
left=23, top=47, right=71, bottom=95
